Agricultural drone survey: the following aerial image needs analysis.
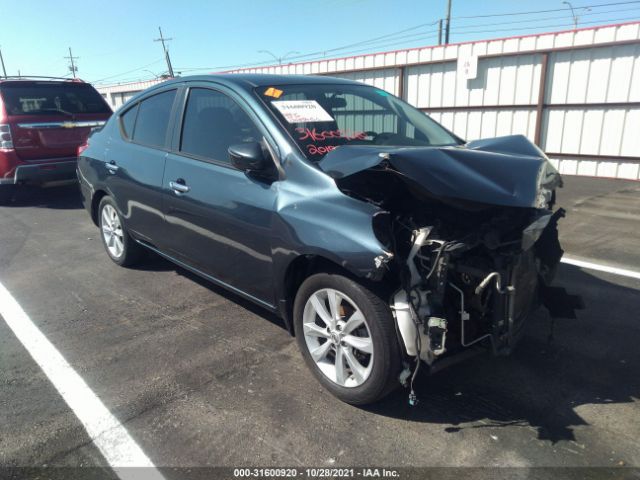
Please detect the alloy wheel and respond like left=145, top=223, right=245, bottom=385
left=101, top=204, right=124, bottom=259
left=302, top=288, right=374, bottom=387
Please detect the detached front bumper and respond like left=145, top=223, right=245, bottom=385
left=0, top=159, right=78, bottom=185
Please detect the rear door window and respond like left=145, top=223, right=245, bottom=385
left=0, top=82, right=111, bottom=115
left=132, top=90, right=177, bottom=148
left=180, top=88, right=261, bottom=163
left=120, top=104, right=139, bottom=139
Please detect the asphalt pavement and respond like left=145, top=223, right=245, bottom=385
left=0, top=176, right=639, bottom=478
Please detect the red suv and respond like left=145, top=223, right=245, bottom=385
left=0, top=77, right=112, bottom=204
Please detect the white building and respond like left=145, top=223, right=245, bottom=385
left=98, top=79, right=163, bottom=110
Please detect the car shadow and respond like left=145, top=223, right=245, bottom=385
left=363, top=264, right=640, bottom=443
left=133, top=252, right=638, bottom=444
left=2, top=184, right=84, bottom=209
left=134, top=251, right=288, bottom=332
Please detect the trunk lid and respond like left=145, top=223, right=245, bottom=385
left=9, top=114, right=108, bottom=161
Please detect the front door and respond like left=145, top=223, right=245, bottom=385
left=162, top=86, right=278, bottom=305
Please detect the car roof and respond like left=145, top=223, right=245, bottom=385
left=156, top=73, right=362, bottom=91
left=0, top=77, right=89, bottom=86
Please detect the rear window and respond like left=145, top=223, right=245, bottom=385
left=131, top=90, right=177, bottom=148
left=0, top=82, right=111, bottom=115
left=120, top=104, right=139, bottom=139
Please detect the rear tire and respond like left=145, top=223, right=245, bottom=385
left=293, top=273, right=401, bottom=405
left=98, top=196, right=142, bottom=267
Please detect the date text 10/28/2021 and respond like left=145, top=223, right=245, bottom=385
left=233, top=468, right=400, bottom=478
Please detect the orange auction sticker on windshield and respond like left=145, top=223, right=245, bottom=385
left=271, top=100, right=334, bottom=123
left=264, top=87, right=283, bottom=98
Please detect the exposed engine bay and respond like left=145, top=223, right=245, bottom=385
left=319, top=135, right=582, bottom=377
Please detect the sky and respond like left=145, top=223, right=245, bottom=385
left=1, top=0, right=639, bottom=85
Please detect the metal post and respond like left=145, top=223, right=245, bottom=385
left=397, top=66, right=406, bottom=101
left=445, top=0, right=452, bottom=44
left=438, top=19, right=443, bottom=45
left=534, top=52, right=549, bottom=147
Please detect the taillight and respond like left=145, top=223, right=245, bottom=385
left=0, top=124, right=14, bottom=150
left=77, top=141, right=89, bottom=156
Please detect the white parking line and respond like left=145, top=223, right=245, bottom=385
left=0, top=281, right=165, bottom=480
left=561, top=256, right=640, bottom=280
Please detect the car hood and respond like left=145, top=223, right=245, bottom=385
left=318, top=135, right=562, bottom=209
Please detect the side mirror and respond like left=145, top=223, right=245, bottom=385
left=228, top=142, right=271, bottom=173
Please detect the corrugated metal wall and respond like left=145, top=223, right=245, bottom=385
left=233, top=22, right=640, bottom=180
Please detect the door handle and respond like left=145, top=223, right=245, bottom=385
left=169, top=179, right=190, bottom=194
left=105, top=160, right=119, bottom=173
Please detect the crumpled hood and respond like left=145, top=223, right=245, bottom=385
left=318, top=135, right=562, bottom=209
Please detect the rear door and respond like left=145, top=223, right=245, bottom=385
left=162, top=85, right=278, bottom=305
left=104, top=88, right=178, bottom=245
left=0, top=81, right=111, bottom=162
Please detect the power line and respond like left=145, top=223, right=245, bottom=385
left=450, top=13, right=640, bottom=35
left=177, top=20, right=442, bottom=73
left=179, top=32, right=444, bottom=73
left=445, top=0, right=640, bottom=43
left=177, top=28, right=442, bottom=72
left=220, top=14, right=639, bottom=71
left=266, top=22, right=440, bottom=63
left=95, top=75, right=158, bottom=86
left=176, top=1, right=640, bottom=73
left=452, top=5, right=640, bottom=28
left=95, top=1, right=640, bottom=84
left=316, top=20, right=440, bottom=51
left=451, top=0, right=640, bottom=19
left=91, top=58, right=165, bottom=84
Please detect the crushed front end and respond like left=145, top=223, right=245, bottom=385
left=319, top=135, right=582, bottom=379
left=389, top=205, right=566, bottom=368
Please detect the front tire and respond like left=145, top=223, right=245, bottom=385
left=294, top=273, right=401, bottom=405
left=98, top=196, right=142, bottom=267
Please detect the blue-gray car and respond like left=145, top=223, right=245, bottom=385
left=78, top=74, right=579, bottom=405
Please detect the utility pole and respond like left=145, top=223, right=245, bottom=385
left=438, top=19, right=443, bottom=45
left=0, top=46, right=7, bottom=78
left=64, top=47, right=78, bottom=78
left=154, top=26, right=175, bottom=78
left=444, top=0, right=452, bottom=44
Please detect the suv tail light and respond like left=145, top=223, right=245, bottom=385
left=0, top=124, right=14, bottom=150
left=77, top=141, right=89, bottom=156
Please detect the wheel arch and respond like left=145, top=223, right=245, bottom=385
left=278, top=253, right=396, bottom=336
left=90, top=189, right=109, bottom=226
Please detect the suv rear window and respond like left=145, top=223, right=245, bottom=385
left=0, top=82, right=111, bottom=115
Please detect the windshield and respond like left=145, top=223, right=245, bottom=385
left=257, top=83, right=461, bottom=161
left=1, top=82, right=111, bottom=116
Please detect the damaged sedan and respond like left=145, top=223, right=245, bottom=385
left=78, top=74, right=579, bottom=405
